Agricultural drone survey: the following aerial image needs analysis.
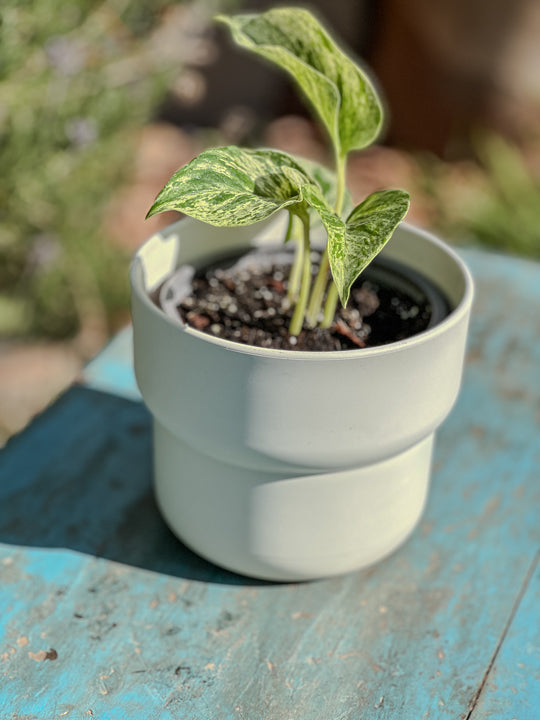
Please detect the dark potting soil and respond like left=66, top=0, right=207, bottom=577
left=158, top=250, right=449, bottom=352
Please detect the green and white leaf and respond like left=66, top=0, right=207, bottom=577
left=327, top=189, right=410, bottom=306
left=217, top=8, right=383, bottom=158
left=146, top=146, right=318, bottom=226
left=301, top=182, right=345, bottom=247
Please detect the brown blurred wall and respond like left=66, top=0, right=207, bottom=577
left=369, top=0, right=540, bottom=155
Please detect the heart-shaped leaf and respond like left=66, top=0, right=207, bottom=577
left=146, top=146, right=317, bottom=226
left=326, top=189, right=410, bottom=306
left=217, top=8, right=383, bottom=158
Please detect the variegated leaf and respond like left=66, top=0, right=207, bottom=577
left=146, top=146, right=317, bottom=226
left=217, top=8, right=383, bottom=157
left=301, top=183, right=345, bottom=247
left=327, top=189, right=410, bottom=306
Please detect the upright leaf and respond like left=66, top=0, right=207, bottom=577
left=217, top=8, right=383, bottom=158
left=146, top=146, right=317, bottom=226
left=327, top=190, right=410, bottom=306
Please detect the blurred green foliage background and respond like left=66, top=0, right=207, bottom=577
left=0, top=0, right=213, bottom=343
left=426, top=133, right=540, bottom=258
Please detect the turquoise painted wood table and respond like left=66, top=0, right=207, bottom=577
left=1, top=248, right=539, bottom=719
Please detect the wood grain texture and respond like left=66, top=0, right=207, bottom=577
left=469, top=553, right=539, bottom=720
left=1, top=248, right=538, bottom=719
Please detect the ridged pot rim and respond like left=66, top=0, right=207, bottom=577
left=131, top=219, right=474, bottom=362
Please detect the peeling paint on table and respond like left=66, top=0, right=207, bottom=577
left=1, top=248, right=539, bottom=719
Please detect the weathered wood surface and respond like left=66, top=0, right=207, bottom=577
left=0, top=248, right=539, bottom=719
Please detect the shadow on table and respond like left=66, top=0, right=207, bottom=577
left=0, top=385, right=273, bottom=587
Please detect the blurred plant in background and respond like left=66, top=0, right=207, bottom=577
left=0, top=0, right=231, bottom=353
left=423, top=133, right=540, bottom=259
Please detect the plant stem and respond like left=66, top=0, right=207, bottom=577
left=287, top=214, right=303, bottom=303
left=289, top=210, right=312, bottom=336
left=284, top=211, right=294, bottom=243
left=334, top=152, right=347, bottom=217
left=305, top=152, right=347, bottom=327
left=305, top=249, right=329, bottom=327
left=321, top=280, right=339, bottom=328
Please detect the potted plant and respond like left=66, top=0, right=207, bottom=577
left=130, top=7, right=474, bottom=581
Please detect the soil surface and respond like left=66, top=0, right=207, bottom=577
left=159, top=251, right=436, bottom=352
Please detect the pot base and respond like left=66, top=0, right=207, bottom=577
left=154, top=421, right=433, bottom=582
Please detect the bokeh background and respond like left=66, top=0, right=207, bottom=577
left=1, top=0, right=539, bottom=443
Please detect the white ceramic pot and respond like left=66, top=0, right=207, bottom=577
left=131, top=217, right=474, bottom=581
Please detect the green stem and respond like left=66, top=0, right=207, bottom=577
left=320, top=280, right=339, bottom=328
left=284, top=211, right=294, bottom=243
left=334, top=152, right=347, bottom=216
left=287, top=214, right=303, bottom=303
left=289, top=210, right=312, bottom=336
left=306, top=152, right=347, bottom=327
left=305, top=249, right=329, bottom=327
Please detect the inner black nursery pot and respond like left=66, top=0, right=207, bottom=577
left=156, top=247, right=451, bottom=352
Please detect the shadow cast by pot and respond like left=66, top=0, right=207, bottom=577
left=0, top=385, right=272, bottom=587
